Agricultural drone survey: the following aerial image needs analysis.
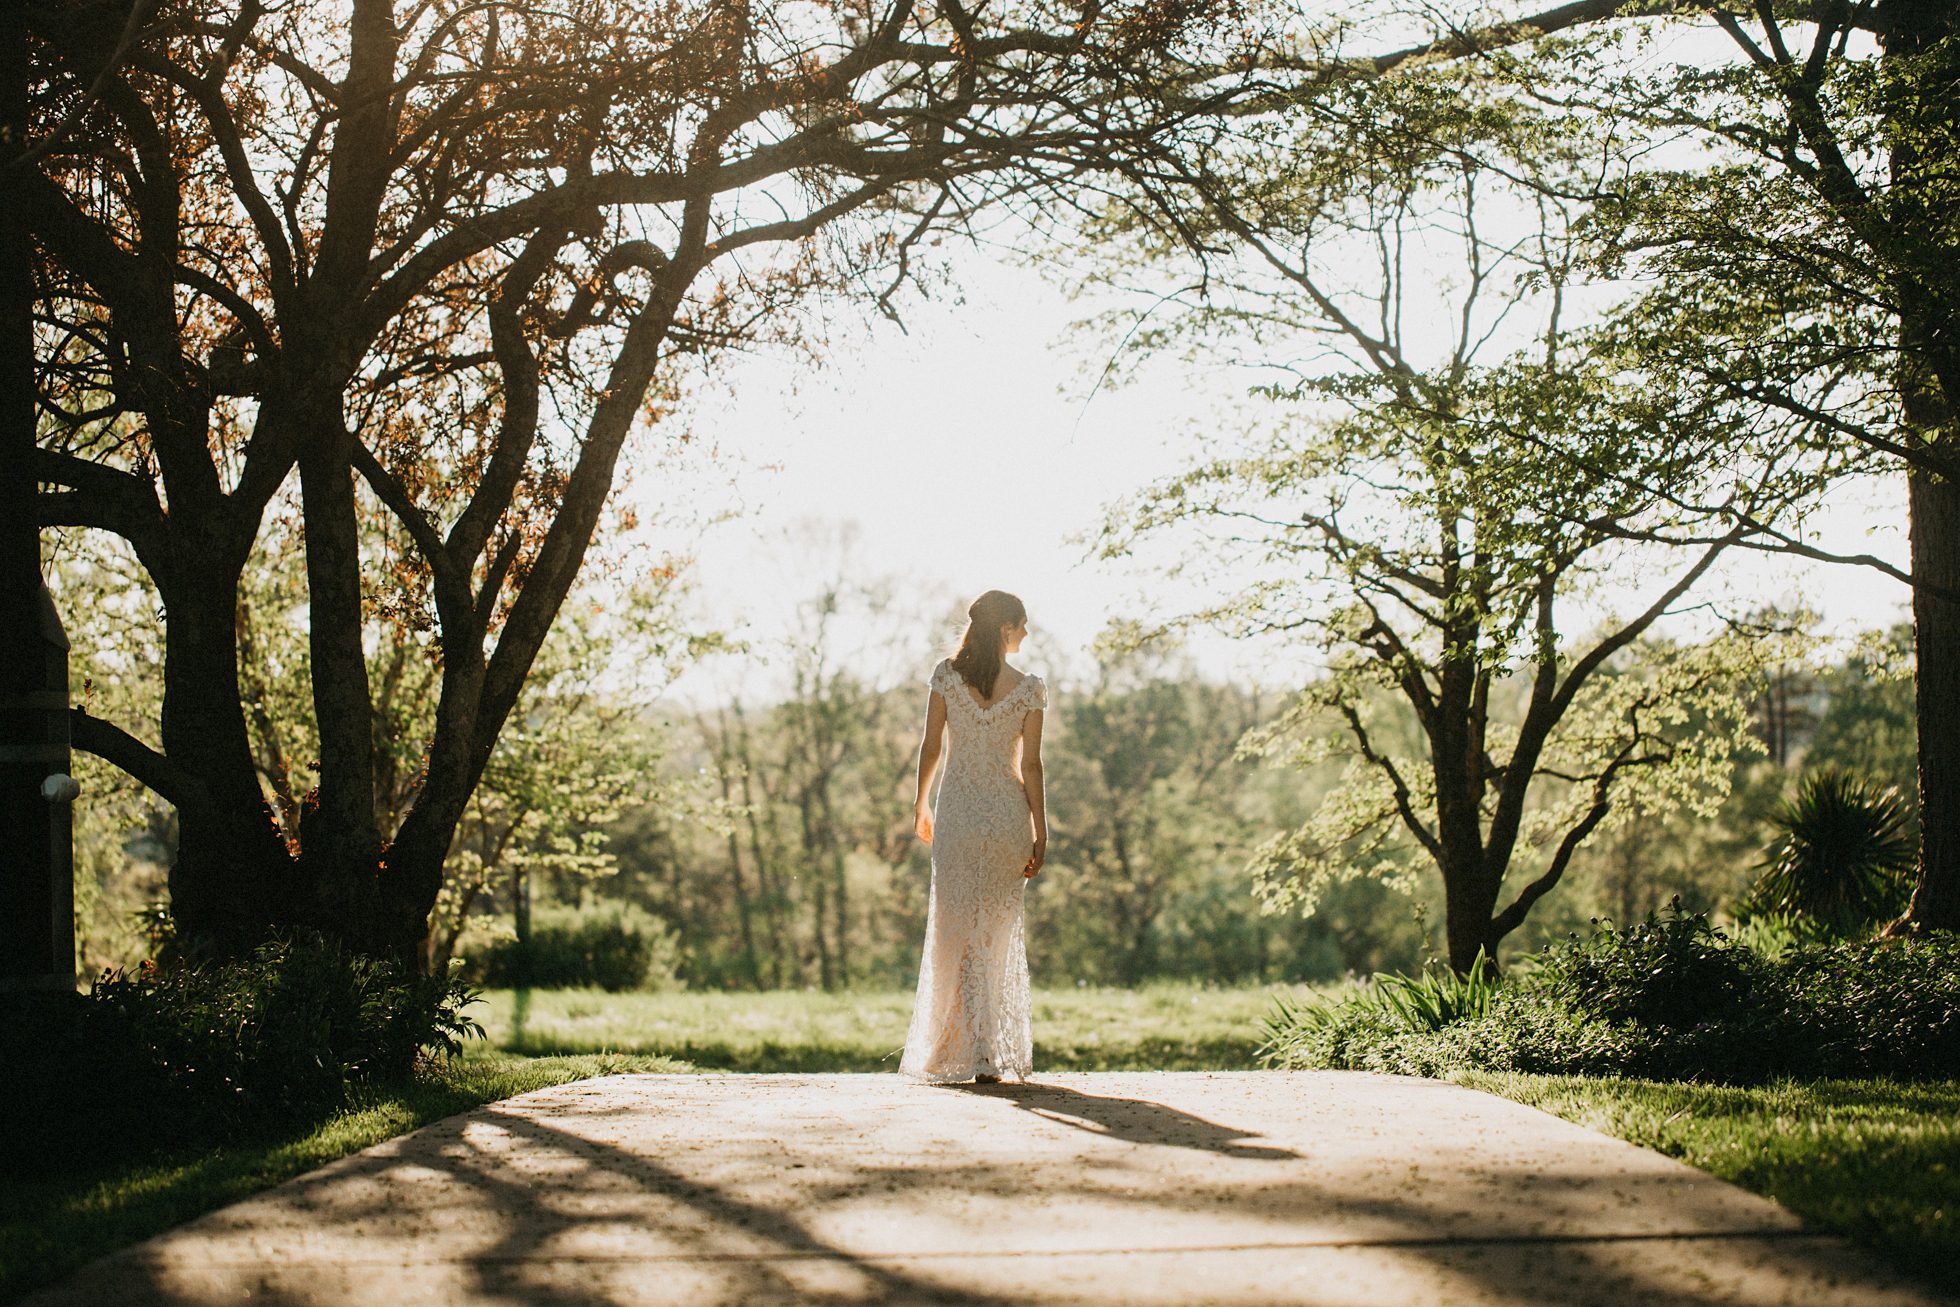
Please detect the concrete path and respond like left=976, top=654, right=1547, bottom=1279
left=23, top=1072, right=1949, bottom=1306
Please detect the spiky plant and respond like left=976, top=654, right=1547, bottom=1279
left=1744, top=768, right=1916, bottom=936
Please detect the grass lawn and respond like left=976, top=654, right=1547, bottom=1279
left=1459, top=1072, right=1960, bottom=1297
left=469, top=981, right=1295, bottom=1071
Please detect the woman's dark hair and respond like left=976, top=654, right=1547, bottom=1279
left=951, top=590, right=1026, bottom=699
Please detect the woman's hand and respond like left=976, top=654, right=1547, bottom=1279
left=1024, top=836, right=1046, bottom=879
left=914, top=805, right=934, bottom=844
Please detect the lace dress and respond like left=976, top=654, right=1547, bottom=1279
left=900, top=658, right=1049, bottom=1083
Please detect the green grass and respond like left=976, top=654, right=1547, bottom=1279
left=471, top=981, right=1297, bottom=1071
left=0, top=1051, right=685, bottom=1304
left=1457, top=1072, right=1960, bottom=1296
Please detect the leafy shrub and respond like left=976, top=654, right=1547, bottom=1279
left=1776, top=936, right=1960, bottom=1080
left=1544, top=906, right=1766, bottom=1029
left=0, top=934, right=481, bottom=1174
left=1261, top=901, right=1960, bottom=1084
left=1739, top=768, right=1915, bottom=936
left=466, top=903, right=680, bottom=991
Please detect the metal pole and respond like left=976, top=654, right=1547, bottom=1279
left=1, top=0, right=78, bottom=992
left=0, top=589, right=76, bottom=990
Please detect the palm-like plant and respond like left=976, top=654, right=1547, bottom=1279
left=1744, top=769, right=1916, bottom=935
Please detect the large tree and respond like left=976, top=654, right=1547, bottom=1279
left=24, top=0, right=1219, bottom=962
left=1080, top=0, right=1955, bottom=935
left=1530, top=0, right=1960, bottom=932
left=1084, top=70, right=1838, bottom=968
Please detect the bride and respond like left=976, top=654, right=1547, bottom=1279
left=900, top=589, right=1049, bottom=1084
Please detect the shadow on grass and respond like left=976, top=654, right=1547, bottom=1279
left=0, top=1075, right=479, bottom=1303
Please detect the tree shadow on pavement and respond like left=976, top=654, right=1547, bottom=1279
left=22, top=1076, right=1946, bottom=1307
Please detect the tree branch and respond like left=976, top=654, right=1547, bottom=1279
left=70, top=708, right=195, bottom=807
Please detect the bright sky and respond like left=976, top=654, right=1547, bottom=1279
left=639, top=244, right=1913, bottom=710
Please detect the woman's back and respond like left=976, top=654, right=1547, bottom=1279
left=931, top=658, right=1045, bottom=790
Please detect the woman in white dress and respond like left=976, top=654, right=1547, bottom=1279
left=900, top=589, right=1049, bottom=1084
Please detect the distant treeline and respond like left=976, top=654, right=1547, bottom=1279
left=521, top=627, right=1915, bottom=990
left=62, top=523, right=1911, bottom=989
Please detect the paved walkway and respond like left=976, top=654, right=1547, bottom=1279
left=24, top=1072, right=1949, bottom=1305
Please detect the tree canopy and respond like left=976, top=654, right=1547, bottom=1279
left=24, top=0, right=1239, bottom=961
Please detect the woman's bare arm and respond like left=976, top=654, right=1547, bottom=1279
left=913, top=688, right=948, bottom=843
left=1020, top=706, right=1046, bottom=877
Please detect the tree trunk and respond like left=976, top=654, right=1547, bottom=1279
left=294, top=424, right=385, bottom=942
left=0, top=0, right=70, bottom=989
left=1884, top=0, right=1960, bottom=934
left=514, top=867, right=531, bottom=945
left=732, top=705, right=788, bottom=986
left=374, top=652, right=489, bottom=967
left=1441, top=861, right=1501, bottom=974
left=714, top=714, right=763, bottom=988
left=818, top=786, right=849, bottom=988
left=800, top=790, right=833, bottom=990
left=158, top=568, right=292, bottom=951
left=1904, top=468, right=1960, bottom=930
left=1110, top=818, right=1152, bottom=983
left=738, top=761, right=785, bottom=985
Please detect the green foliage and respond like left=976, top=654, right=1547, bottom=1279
left=1269, top=952, right=1499, bottom=1050
left=465, top=904, right=682, bottom=991
left=1740, top=769, right=1916, bottom=935
left=1262, top=902, right=1960, bottom=1084
left=1259, top=952, right=1503, bottom=1065
left=1372, top=952, right=1498, bottom=1030
left=48, top=536, right=177, bottom=974
left=1554, top=904, right=1761, bottom=1030
left=1568, top=21, right=1942, bottom=484
left=1725, top=910, right=1837, bottom=959
left=51, top=513, right=707, bottom=978
left=1037, top=646, right=1274, bottom=984
left=1776, top=939, right=1960, bottom=1081
left=0, top=936, right=481, bottom=1175
left=640, top=598, right=1414, bottom=992
left=1804, top=626, right=1917, bottom=806
left=1074, top=50, right=1831, bottom=965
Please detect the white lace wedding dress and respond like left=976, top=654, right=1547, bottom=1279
left=900, top=658, right=1049, bottom=1083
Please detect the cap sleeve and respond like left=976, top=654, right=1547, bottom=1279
left=1027, top=674, right=1049, bottom=713
left=928, top=659, right=955, bottom=696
